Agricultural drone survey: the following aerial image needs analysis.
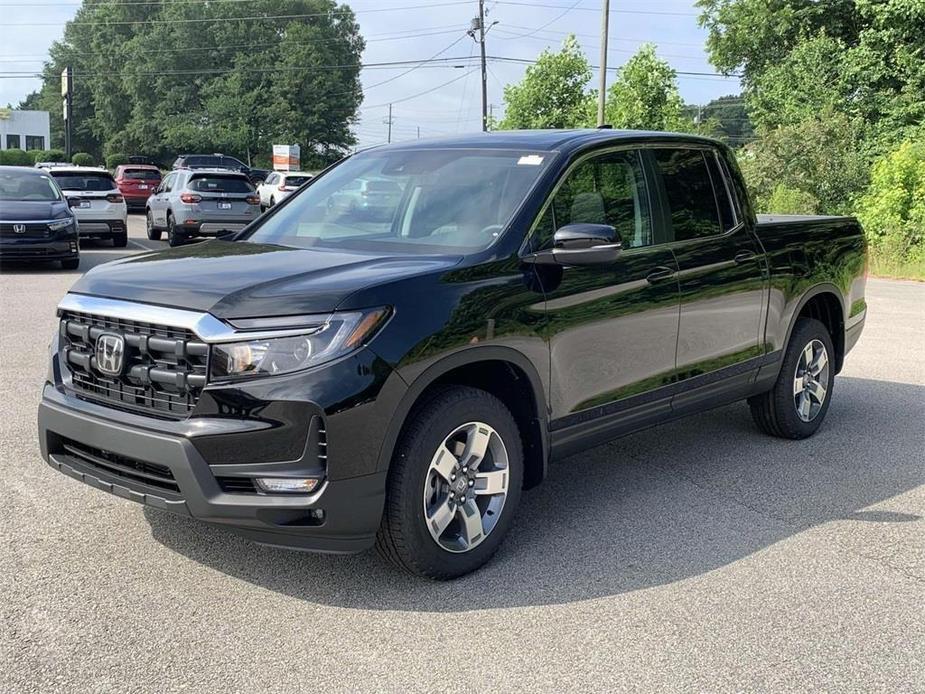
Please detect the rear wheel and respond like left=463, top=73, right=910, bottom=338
left=376, top=386, right=523, bottom=579
left=112, top=231, right=128, bottom=248
left=166, top=214, right=184, bottom=247
left=146, top=210, right=162, bottom=241
left=749, top=318, right=835, bottom=439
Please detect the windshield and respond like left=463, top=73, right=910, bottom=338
left=51, top=172, right=116, bottom=191
left=123, top=169, right=161, bottom=181
left=188, top=175, right=253, bottom=193
left=243, top=148, right=551, bottom=253
left=0, top=171, right=61, bottom=201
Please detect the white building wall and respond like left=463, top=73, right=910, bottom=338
left=0, top=110, right=52, bottom=150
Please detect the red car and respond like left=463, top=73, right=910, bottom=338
left=114, top=164, right=162, bottom=210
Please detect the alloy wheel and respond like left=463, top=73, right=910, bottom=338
left=793, top=339, right=830, bottom=422
left=422, top=421, right=510, bottom=553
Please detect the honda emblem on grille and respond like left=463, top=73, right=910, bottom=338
left=13, top=224, right=26, bottom=234
left=95, top=333, right=125, bottom=376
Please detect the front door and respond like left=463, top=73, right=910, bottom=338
left=648, top=147, right=767, bottom=412
left=529, top=149, right=681, bottom=433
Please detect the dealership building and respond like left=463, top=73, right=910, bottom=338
left=0, top=109, right=51, bottom=151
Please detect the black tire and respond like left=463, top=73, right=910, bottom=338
left=749, top=317, right=835, bottom=439
left=146, top=210, right=162, bottom=241
left=166, top=214, right=183, bottom=247
left=375, top=386, right=524, bottom=580
left=269, top=196, right=276, bottom=208
left=112, top=232, right=128, bottom=248
left=60, top=257, right=80, bottom=270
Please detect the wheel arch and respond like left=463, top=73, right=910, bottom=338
left=376, top=346, right=550, bottom=490
left=781, top=283, right=846, bottom=374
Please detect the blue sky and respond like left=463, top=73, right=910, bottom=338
left=0, top=0, right=741, bottom=149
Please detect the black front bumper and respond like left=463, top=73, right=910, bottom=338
left=0, top=236, right=79, bottom=261
left=38, top=385, right=389, bottom=554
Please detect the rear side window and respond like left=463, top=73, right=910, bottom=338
left=51, top=172, right=116, bottom=191
left=188, top=175, right=253, bottom=193
left=652, top=149, right=721, bottom=241
left=704, top=152, right=737, bottom=231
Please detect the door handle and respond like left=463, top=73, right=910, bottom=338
left=646, top=266, right=675, bottom=284
left=734, top=250, right=757, bottom=264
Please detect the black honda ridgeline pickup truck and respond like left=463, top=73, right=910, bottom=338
left=38, top=130, right=867, bottom=579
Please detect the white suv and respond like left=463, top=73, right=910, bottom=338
left=256, top=171, right=315, bottom=210
left=46, top=167, right=128, bottom=247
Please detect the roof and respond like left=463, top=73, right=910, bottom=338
left=46, top=166, right=111, bottom=174
left=181, top=168, right=249, bottom=176
left=372, top=128, right=722, bottom=154
left=116, top=163, right=160, bottom=170
left=0, top=165, right=53, bottom=176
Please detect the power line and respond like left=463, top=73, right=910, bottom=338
left=494, top=1, right=696, bottom=17
left=497, top=0, right=586, bottom=40
left=4, top=1, right=474, bottom=26
left=363, top=69, right=478, bottom=109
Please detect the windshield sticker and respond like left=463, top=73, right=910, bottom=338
left=517, top=155, right=544, bottom=166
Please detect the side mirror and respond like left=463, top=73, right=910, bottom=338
left=528, top=223, right=622, bottom=266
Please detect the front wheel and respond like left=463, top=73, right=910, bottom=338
left=60, top=257, right=80, bottom=270
left=376, top=386, right=523, bottom=579
left=749, top=317, right=835, bottom=439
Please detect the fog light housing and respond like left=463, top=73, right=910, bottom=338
left=255, top=477, right=321, bottom=494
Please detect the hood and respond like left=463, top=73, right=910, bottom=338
left=70, top=240, right=463, bottom=319
left=1, top=199, right=71, bottom=221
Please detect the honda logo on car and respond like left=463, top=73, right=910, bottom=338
left=13, top=224, right=26, bottom=234
left=95, top=333, right=125, bottom=376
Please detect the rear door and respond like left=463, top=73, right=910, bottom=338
left=648, top=146, right=766, bottom=412
left=531, top=148, right=681, bottom=431
left=151, top=172, right=176, bottom=226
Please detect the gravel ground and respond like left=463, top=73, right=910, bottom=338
left=1, top=217, right=922, bottom=693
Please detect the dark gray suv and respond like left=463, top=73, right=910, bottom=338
left=145, top=169, right=261, bottom=246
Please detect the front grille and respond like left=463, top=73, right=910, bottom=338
left=0, top=221, right=51, bottom=238
left=60, top=310, right=208, bottom=418
left=61, top=439, right=181, bottom=494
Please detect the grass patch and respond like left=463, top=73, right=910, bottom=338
left=869, top=254, right=925, bottom=281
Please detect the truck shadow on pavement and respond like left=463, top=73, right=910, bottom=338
left=144, top=375, right=923, bottom=610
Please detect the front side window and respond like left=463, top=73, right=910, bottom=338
left=652, top=148, right=722, bottom=241
left=534, top=149, right=652, bottom=250
left=50, top=171, right=117, bottom=192
left=243, top=148, right=552, bottom=254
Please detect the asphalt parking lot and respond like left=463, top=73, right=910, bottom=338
left=1, top=216, right=923, bottom=693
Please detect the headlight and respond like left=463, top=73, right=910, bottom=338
left=48, top=218, right=74, bottom=231
left=210, top=308, right=390, bottom=380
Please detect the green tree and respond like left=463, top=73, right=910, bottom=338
left=23, top=0, right=363, bottom=164
left=604, top=44, right=688, bottom=132
left=856, top=141, right=925, bottom=267
left=737, top=111, right=869, bottom=215
left=700, top=94, right=754, bottom=144
left=499, top=35, right=593, bottom=130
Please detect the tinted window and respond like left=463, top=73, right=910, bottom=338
left=284, top=175, right=311, bottom=187
left=188, top=175, right=253, bottom=193
left=705, top=152, right=736, bottom=231
left=243, top=148, right=551, bottom=253
left=542, top=149, right=652, bottom=249
left=652, top=149, right=721, bottom=241
left=50, top=171, right=117, bottom=191
left=162, top=173, right=177, bottom=192
left=123, top=169, right=161, bottom=181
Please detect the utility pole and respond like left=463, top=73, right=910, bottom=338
left=596, top=0, right=610, bottom=126
left=468, top=1, right=496, bottom=132
left=383, top=103, right=393, bottom=144
left=478, top=0, right=488, bottom=132
left=488, top=103, right=495, bottom=130
left=61, top=66, right=73, bottom=158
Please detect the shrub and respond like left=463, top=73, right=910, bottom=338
left=31, top=149, right=67, bottom=164
left=765, top=184, right=819, bottom=215
left=856, top=141, right=925, bottom=267
left=105, top=153, right=128, bottom=170
left=0, top=148, right=34, bottom=166
left=71, top=152, right=96, bottom=167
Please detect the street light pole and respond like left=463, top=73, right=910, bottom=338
left=596, top=0, right=610, bottom=126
